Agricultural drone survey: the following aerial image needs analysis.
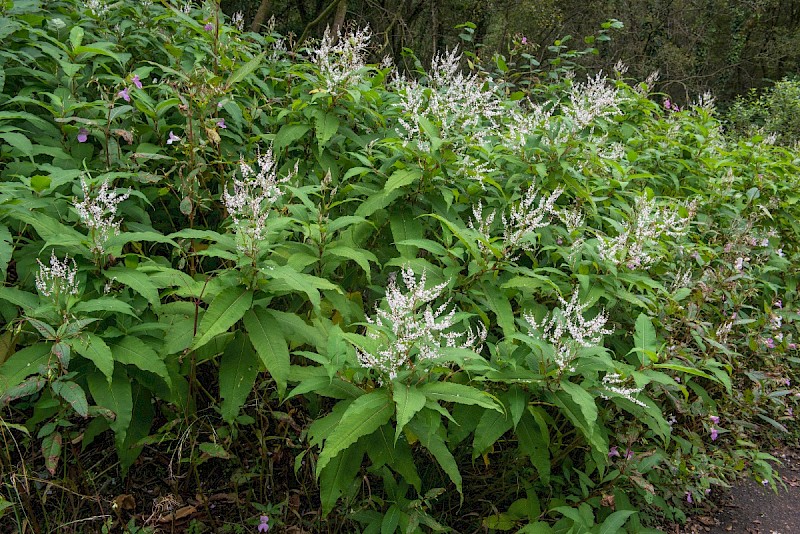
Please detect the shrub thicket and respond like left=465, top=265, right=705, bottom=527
left=0, top=1, right=798, bottom=532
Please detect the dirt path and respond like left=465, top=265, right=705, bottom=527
left=681, top=450, right=800, bottom=534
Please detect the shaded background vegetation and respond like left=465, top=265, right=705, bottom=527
left=222, top=0, right=800, bottom=104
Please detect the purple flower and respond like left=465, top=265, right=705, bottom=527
left=204, top=23, right=214, bottom=32
left=710, top=427, right=718, bottom=441
left=790, top=343, right=797, bottom=350
left=132, top=74, right=143, bottom=89
left=686, top=492, right=693, bottom=504
left=775, top=299, right=783, bottom=309
left=77, top=128, right=89, bottom=143
left=664, top=99, right=671, bottom=110
left=216, top=118, right=226, bottom=129
left=624, top=448, right=633, bottom=460
left=709, top=415, right=720, bottom=425
left=166, top=131, right=181, bottom=145
left=762, top=479, right=769, bottom=487
left=117, top=87, right=130, bottom=102
left=258, top=515, right=269, bottom=532
left=608, top=446, right=620, bottom=458
left=521, top=36, right=528, bottom=45
left=784, top=378, right=791, bottom=387
left=765, top=337, right=775, bottom=349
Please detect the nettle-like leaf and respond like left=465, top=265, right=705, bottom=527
left=243, top=307, right=290, bottom=397
left=218, top=332, right=260, bottom=423
left=191, top=286, right=252, bottom=351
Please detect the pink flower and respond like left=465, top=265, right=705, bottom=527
left=258, top=516, right=269, bottom=532
left=686, top=492, right=693, bottom=504
left=709, top=415, right=720, bottom=425
left=204, top=23, right=214, bottom=32
left=710, top=427, right=718, bottom=441
left=521, top=36, right=528, bottom=45
left=775, top=299, right=783, bottom=309
left=664, top=99, right=671, bottom=110
left=166, top=131, right=181, bottom=145
left=216, top=118, right=226, bottom=129
left=624, top=448, right=633, bottom=460
left=765, top=337, right=775, bottom=349
left=608, top=446, right=620, bottom=458
left=117, top=87, right=130, bottom=102
left=77, top=128, right=89, bottom=143
left=132, top=74, right=142, bottom=89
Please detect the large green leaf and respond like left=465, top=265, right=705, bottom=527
left=72, top=297, right=137, bottom=317
left=407, top=409, right=463, bottom=498
left=119, top=384, right=154, bottom=474
left=109, top=336, right=171, bottom=387
left=225, top=52, right=264, bottom=89
left=0, top=224, right=12, bottom=280
left=51, top=380, right=88, bottom=418
left=0, top=344, right=51, bottom=398
left=243, top=307, right=289, bottom=397
left=218, top=333, right=260, bottom=423
left=472, top=408, right=513, bottom=458
left=319, top=438, right=364, bottom=516
left=316, top=390, right=394, bottom=475
left=87, top=367, right=132, bottom=448
left=392, top=382, right=426, bottom=442
left=191, top=286, right=252, bottom=351
left=598, top=510, right=636, bottom=534
left=267, top=265, right=339, bottom=311
left=72, top=334, right=114, bottom=382
left=103, top=267, right=161, bottom=307
left=516, top=411, right=551, bottom=483
left=421, top=382, right=503, bottom=412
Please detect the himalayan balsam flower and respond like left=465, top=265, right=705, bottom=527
left=77, top=128, right=89, bottom=143
left=166, top=131, right=181, bottom=145
left=36, top=251, right=80, bottom=298
left=216, top=118, right=226, bottom=129
left=117, top=87, right=130, bottom=102
left=709, top=415, right=720, bottom=425
left=204, top=23, right=214, bottom=32
left=258, top=516, right=269, bottom=532
left=710, top=427, right=718, bottom=441
left=524, top=288, right=613, bottom=372
left=356, top=266, right=486, bottom=380
left=131, top=74, right=142, bottom=89
left=73, top=179, right=130, bottom=254
left=608, top=446, right=620, bottom=458
left=686, top=492, right=693, bottom=504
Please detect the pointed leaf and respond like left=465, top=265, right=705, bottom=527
left=109, top=336, right=171, bottom=386
left=421, top=382, right=503, bottom=412
left=392, top=382, right=426, bottom=442
left=41, top=431, right=62, bottom=476
left=243, top=308, right=289, bottom=397
left=72, top=334, right=114, bottom=381
left=0, top=344, right=51, bottom=397
left=219, top=333, right=260, bottom=423
left=316, top=390, right=393, bottom=475
left=191, top=286, right=252, bottom=350
left=88, top=367, right=132, bottom=447
left=51, top=380, right=89, bottom=417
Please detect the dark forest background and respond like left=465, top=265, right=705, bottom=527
left=221, top=0, right=800, bottom=105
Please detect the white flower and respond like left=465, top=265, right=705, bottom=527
left=36, top=251, right=80, bottom=298
left=223, top=146, right=295, bottom=254
left=357, top=266, right=486, bottom=379
left=73, top=179, right=130, bottom=254
left=525, top=288, right=613, bottom=371
left=311, top=26, right=371, bottom=94
left=601, top=372, right=647, bottom=407
left=502, top=186, right=562, bottom=255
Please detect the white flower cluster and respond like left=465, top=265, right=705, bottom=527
left=502, top=186, right=563, bottom=254
left=36, top=251, right=79, bottom=298
left=565, top=73, right=622, bottom=131
left=223, top=147, right=294, bottom=254
left=84, top=0, right=108, bottom=16
left=311, top=26, right=371, bottom=94
left=525, top=288, right=613, bottom=372
left=231, top=11, right=244, bottom=32
left=599, top=195, right=693, bottom=270
left=394, top=49, right=505, bottom=149
left=600, top=372, right=647, bottom=407
left=357, top=267, right=486, bottom=379
left=74, top=179, right=130, bottom=254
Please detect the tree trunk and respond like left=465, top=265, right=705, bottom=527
left=331, top=0, right=347, bottom=36
left=250, top=0, right=272, bottom=33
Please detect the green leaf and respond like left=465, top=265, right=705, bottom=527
left=69, top=26, right=84, bottom=49
left=72, top=297, right=137, bottom=317
left=0, top=132, right=33, bottom=156
left=484, top=288, right=516, bottom=338
left=473, top=408, right=513, bottom=458
left=0, top=287, right=38, bottom=311
left=119, top=384, right=154, bottom=474
left=103, top=267, right=160, bottom=307
left=421, top=382, right=503, bottom=412
left=225, top=52, right=264, bottom=88
left=41, top=431, right=62, bottom=476
left=87, top=367, right=132, bottom=447
left=0, top=344, right=51, bottom=398
left=407, top=410, right=462, bottom=497
left=72, top=334, right=114, bottom=382
left=323, top=245, right=377, bottom=281
left=315, top=112, right=340, bottom=146
left=634, top=313, right=658, bottom=354
left=0, top=224, right=12, bottom=280
left=51, top=380, right=88, bottom=417
left=274, top=123, right=310, bottom=155
left=384, top=168, right=422, bottom=193
left=191, top=286, right=252, bottom=351
left=109, top=336, right=171, bottom=386
left=598, top=511, right=636, bottom=534
left=316, top=390, right=394, bottom=476
left=319, top=438, right=364, bottom=516
left=267, top=265, right=339, bottom=312
left=517, top=412, right=550, bottom=483
left=219, top=333, right=260, bottom=423
left=392, top=382, right=426, bottom=442
left=243, top=307, right=290, bottom=397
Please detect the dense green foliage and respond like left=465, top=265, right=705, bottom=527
left=0, top=1, right=799, bottom=532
